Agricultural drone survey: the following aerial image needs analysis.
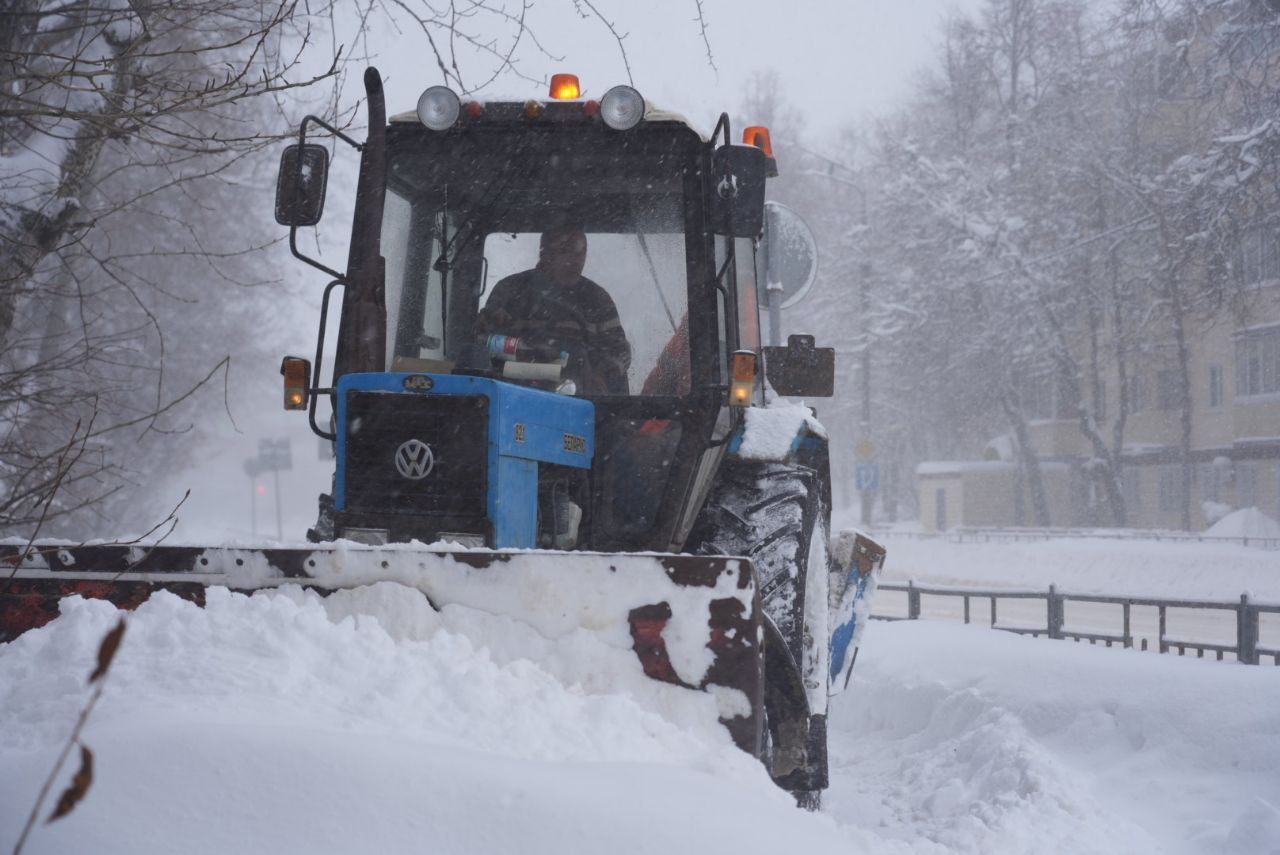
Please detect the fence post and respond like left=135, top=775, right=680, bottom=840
left=1238, top=593, right=1259, bottom=665
left=1047, top=584, right=1064, bottom=640
left=906, top=578, right=926, bottom=616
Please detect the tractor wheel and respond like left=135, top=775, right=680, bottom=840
left=688, top=459, right=831, bottom=804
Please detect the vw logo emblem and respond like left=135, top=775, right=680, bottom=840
left=394, top=439, right=434, bottom=480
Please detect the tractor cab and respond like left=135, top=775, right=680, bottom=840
left=275, top=70, right=826, bottom=553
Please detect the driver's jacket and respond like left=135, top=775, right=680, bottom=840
left=476, top=269, right=631, bottom=395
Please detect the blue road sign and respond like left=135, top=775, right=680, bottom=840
left=855, top=462, right=880, bottom=492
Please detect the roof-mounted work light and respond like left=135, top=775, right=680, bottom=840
left=417, top=86, right=461, bottom=130
left=599, top=85, right=644, bottom=130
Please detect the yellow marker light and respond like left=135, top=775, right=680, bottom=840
left=524, top=99, right=545, bottom=119
left=729, top=350, right=757, bottom=406
left=280, top=356, right=311, bottom=411
left=549, top=73, right=581, bottom=100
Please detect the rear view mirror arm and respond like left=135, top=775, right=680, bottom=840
left=288, top=115, right=363, bottom=282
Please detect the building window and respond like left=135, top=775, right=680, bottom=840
left=1017, top=369, right=1078, bottom=421
left=1122, top=467, right=1141, bottom=512
left=1238, top=463, right=1258, bottom=508
left=1157, top=368, right=1184, bottom=410
left=1199, top=463, right=1223, bottom=503
left=1158, top=465, right=1186, bottom=514
left=1209, top=365, right=1223, bottom=408
left=1020, top=375, right=1055, bottom=421
left=1233, top=225, right=1280, bottom=285
left=1125, top=374, right=1145, bottom=414
left=1235, top=327, right=1280, bottom=398
left=1199, top=464, right=1213, bottom=503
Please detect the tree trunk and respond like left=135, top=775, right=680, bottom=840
left=1000, top=389, right=1052, bottom=526
left=1168, top=280, right=1195, bottom=531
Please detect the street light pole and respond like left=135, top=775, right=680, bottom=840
left=860, top=261, right=873, bottom=528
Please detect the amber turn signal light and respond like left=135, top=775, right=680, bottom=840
left=280, top=356, right=311, bottom=410
left=729, top=350, right=757, bottom=406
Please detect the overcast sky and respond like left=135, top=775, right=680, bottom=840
left=365, top=1, right=989, bottom=144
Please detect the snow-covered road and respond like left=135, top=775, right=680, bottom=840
left=833, top=621, right=1280, bottom=854
left=3, top=570, right=1278, bottom=854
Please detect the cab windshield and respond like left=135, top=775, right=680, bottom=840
left=380, top=128, right=698, bottom=396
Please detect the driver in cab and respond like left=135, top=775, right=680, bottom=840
left=476, top=224, right=631, bottom=395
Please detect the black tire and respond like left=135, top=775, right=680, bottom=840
left=688, top=459, right=831, bottom=797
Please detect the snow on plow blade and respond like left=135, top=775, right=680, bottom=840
left=0, top=542, right=762, bottom=752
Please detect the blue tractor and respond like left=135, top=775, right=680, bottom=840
left=2, top=68, right=886, bottom=810
left=272, top=68, right=887, bottom=807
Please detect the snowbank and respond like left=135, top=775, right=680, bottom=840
left=878, top=535, right=1280, bottom=600
left=0, top=586, right=877, bottom=855
left=3, top=580, right=1278, bottom=853
left=1205, top=506, right=1280, bottom=540
left=832, top=621, right=1280, bottom=854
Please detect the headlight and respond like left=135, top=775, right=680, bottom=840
left=417, top=86, right=461, bottom=130
left=600, top=85, right=644, bottom=130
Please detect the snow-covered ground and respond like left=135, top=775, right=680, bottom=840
left=877, top=534, right=1280, bottom=600
left=3, top=553, right=1278, bottom=854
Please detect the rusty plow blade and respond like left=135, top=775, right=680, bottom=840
left=0, top=543, right=763, bottom=753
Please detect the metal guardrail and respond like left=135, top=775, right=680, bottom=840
left=873, top=581, right=1280, bottom=665
left=873, top=527, right=1280, bottom=550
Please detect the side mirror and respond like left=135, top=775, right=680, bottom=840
left=761, top=202, right=818, bottom=309
left=274, top=143, right=329, bottom=227
left=711, top=145, right=767, bottom=238
left=763, top=334, right=835, bottom=398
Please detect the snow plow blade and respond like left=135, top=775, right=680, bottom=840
left=827, top=531, right=886, bottom=694
left=0, top=542, right=762, bottom=752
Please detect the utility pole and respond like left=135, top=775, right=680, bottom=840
left=858, top=261, right=875, bottom=527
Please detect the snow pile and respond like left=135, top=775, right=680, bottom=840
left=831, top=621, right=1280, bottom=854
left=0, top=585, right=874, bottom=855
left=1205, top=506, right=1280, bottom=540
left=3, top=576, right=1279, bottom=853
